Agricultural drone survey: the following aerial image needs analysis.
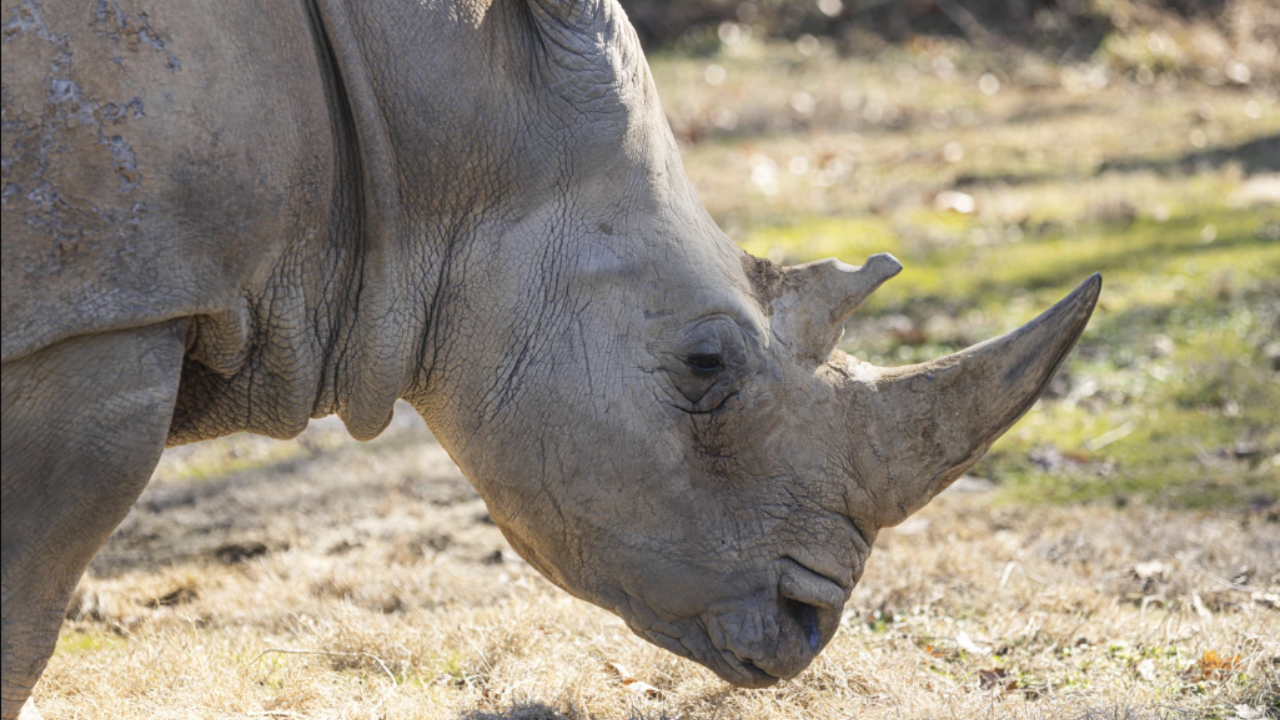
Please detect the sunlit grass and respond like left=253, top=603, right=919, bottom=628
left=657, top=41, right=1280, bottom=509
left=43, top=427, right=1280, bottom=719
left=742, top=207, right=1278, bottom=509
left=55, top=630, right=127, bottom=656
left=757, top=206, right=1279, bottom=507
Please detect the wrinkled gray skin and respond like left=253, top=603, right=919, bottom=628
left=0, top=0, right=1100, bottom=716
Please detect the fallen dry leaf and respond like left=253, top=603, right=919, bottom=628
left=1233, top=704, right=1267, bottom=720
left=978, top=667, right=1016, bottom=693
left=604, top=661, right=664, bottom=699
left=1190, top=592, right=1212, bottom=619
left=934, top=190, right=976, bottom=214
left=956, top=631, right=991, bottom=656
left=625, top=680, right=663, bottom=699
left=604, top=661, right=632, bottom=679
left=1135, top=658, right=1157, bottom=682
left=1185, top=650, right=1242, bottom=682
left=921, top=644, right=947, bottom=659
left=1133, top=560, right=1169, bottom=581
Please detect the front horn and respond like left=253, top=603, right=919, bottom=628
left=834, top=273, right=1101, bottom=527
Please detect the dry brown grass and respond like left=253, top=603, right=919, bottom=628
left=35, top=409, right=1279, bottom=719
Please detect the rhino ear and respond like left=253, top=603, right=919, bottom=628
left=527, top=0, right=609, bottom=29
left=525, top=0, right=637, bottom=87
left=771, top=253, right=902, bottom=362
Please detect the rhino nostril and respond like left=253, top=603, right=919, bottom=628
left=801, top=604, right=820, bottom=651
left=783, top=598, right=821, bottom=652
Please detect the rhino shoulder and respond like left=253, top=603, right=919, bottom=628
left=1, top=0, right=340, bottom=363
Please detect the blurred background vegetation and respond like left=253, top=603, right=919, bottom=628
left=629, top=0, right=1279, bottom=509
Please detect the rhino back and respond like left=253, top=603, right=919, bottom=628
left=1, top=0, right=345, bottom=364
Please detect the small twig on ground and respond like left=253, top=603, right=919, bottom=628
left=999, top=561, right=1052, bottom=588
left=248, top=648, right=398, bottom=686
left=1192, top=566, right=1254, bottom=593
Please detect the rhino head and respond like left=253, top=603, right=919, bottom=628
left=392, top=0, right=1100, bottom=686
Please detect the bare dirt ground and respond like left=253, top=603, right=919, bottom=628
left=35, top=405, right=1278, bottom=719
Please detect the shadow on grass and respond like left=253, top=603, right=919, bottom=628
left=1098, top=134, right=1280, bottom=177
left=868, top=208, right=1274, bottom=320
left=696, top=97, right=1106, bottom=148
left=1004, top=101, right=1102, bottom=125
left=91, top=428, right=477, bottom=578
left=462, top=702, right=674, bottom=720
left=1082, top=277, right=1278, bottom=346
left=953, top=169, right=1063, bottom=188
left=944, top=134, right=1278, bottom=191
left=974, top=219, right=1267, bottom=299
left=460, top=699, right=1227, bottom=720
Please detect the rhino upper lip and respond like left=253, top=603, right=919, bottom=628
left=778, top=556, right=848, bottom=610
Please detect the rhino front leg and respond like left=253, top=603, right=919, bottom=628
left=1, top=321, right=187, bottom=719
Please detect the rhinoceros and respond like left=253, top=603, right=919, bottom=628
left=0, top=0, right=1099, bottom=715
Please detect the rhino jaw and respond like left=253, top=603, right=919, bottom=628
left=835, top=273, right=1102, bottom=527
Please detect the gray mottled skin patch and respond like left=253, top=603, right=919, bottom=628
left=92, top=0, right=182, bottom=70
left=0, top=0, right=1099, bottom=715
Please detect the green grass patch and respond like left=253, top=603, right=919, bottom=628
left=57, top=630, right=127, bottom=655
left=738, top=203, right=1279, bottom=508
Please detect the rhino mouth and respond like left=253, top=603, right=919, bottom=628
left=703, top=594, right=841, bottom=686
left=627, top=606, right=787, bottom=687
left=627, top=598, right=837, bottom=687
left=612, top=549, right=855, bottom=687
left=663, top=559, right=850, bottom=687
left=719, top=647, right=781, bottom=687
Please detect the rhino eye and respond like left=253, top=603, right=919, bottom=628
left=662, top=318, right=746, bottom=408
left=687, top=353, right=722, bottom=373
